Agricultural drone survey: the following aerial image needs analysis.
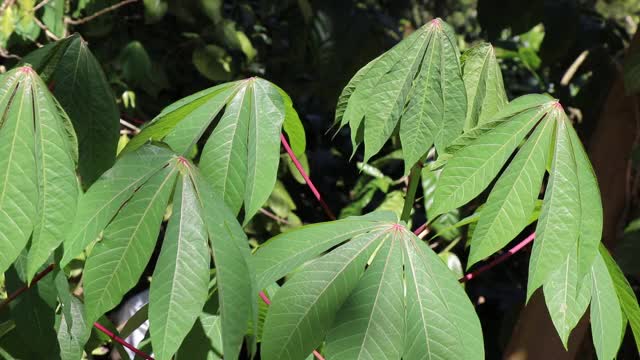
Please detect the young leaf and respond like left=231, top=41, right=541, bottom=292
left=468, top=117, right=554, bottom=266
left=261, top=230, right=388, bottom=360
left=590, top=251, right=623, bottom=360
left=431, top=99, right=552, bottom=218
left=84, top=164, right=178, bottom=323
left=61, top=144, right=175, bottom=267
left=149, top=174, right=210, bottom=360
left=192, top=170, right=257, bottom=360
left=461, top=42, right=507, bottom=130
left=403, top=235, right=484, bottom=360
left=528, top=113, right=581, bottom=299
left=599, top=245, right=640, bottom=354
left=325, top=237, right=405, bottom=359
left=253, top=211, right=397, bottom=290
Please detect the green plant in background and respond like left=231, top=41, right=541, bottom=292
left=0, top=4, right=640, bottom=360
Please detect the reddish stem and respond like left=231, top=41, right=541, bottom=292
left=93, top=321, right=154, bottom=360
left=280, top=134, right=336, bottom=220
left=0, top=264, right=55, bottom=310
left=413, top=222, right=428, bottom=235
left=459, top=232, right=536, bottom=283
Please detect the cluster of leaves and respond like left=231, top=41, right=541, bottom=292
left=0, top=10, right=639, bottom=360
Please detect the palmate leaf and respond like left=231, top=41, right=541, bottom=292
left=461, top=42, right=507, bottom=130
left=123, top=77, right=300, bottom=223
left=0, top=67, right=78, bottom=278
left=20, top=34, right=120, bottom=186
left=149, top=174, right=210, bottom=360
left=337, top=18, right=466, bottom=171
left=257, top=216, right=483, bottom=360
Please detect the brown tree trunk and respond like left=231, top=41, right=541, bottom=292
left=503, top=30, right=640, bottom=360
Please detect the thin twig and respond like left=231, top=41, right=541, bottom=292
left=33, top=16, right=60, bottom=41
left=32, top=0, right=53, bottom=12
left=93, top=321, right=154, bottom=360
left=120, top=119, right=140, bottom=133
left=0, top=47, right=21, bottom=60
left=259, top=208, right=292, bottom=225
left=280, top=133, right=336, bottom=220
left=0, top=264, right=55, bottom=310
left=459, top=232, right=535, bottom=283
left=65, top=0, right=139, bottom=25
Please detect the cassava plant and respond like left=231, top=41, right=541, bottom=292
left=0, top=18, right=639, bottom=360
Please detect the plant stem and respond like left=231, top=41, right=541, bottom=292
left=93, top=321, right=154, bottom=360
left=280, top=133, right=336, bottom=220
left=0, top=264, right=55, bottom=311
left=400, top=163, right=421, bottom=222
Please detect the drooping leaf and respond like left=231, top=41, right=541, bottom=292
left=461, top=42, right=508, bottom=130
left=528, top=113, right=581, bottom=299
left=468, top=117, right=554, bottom=266
left=431, top=98, right=554, bottom=217
left=403, top=235, right=484, bottom=360
left=61, top=144, right=175, bottom=267
left=279, top=87, right=306, bottom=157
left=261, top=230, right=387, bottom=360
left=150, top=174, right=210, bottom=360
left=542, top=242, right=591, bottom=347
left=192, top=170, right=256, bottom=360
left=590, top=251, right=623, bottom=360
left=325, top=237, right=405, bottom=359
left=253, top=211, right=397, bottom=290
left=0, top=70, right=38, bottom=275
left=58, top=297, right=91, bottom=360
left=599, top=245, right=640, bottom=354
left=566, top=126, right=603, bottom=282
left=22, top=34, right=120, bottom=186
left=84, top=164, right=179, bottom=323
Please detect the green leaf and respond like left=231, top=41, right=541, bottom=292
left=25, top=35, right=121, bottom=186
left=422, top=167, right=460, bottom=240
left=528, top=113, right=581, bottom=299
left=566, top=126, right=602, bottom=282
left=590, top=251, right=623, bottom=360
left=84, top=164, right=178, bottom=323
left=334, top=56, right=378, bottom=128
left=150, top=174, right=210, bottom=360
left=58, top=297, right=91, bottom=360
left=253, top=211, right=397, bottom=290
left=325, top=237, right=404, bottom=359
left=192, top=170, right=256, bottom=360
left=176, top=296, right=224, bottom=360
left=403, top=233, right=484, bottom=360
left=243, top=78, right=286, bottom=223
left=124, top=82, right=238, bottom=154
left=280, top=89, right=306, bottom=157
left=468, top=117, right=554, bottom=266
left=0, top=70, right=37, bottom=275
left=542, top=242, right=591, bottom=347
left=26, top=70, right=79, bottom=281
left=199, top=85, right=251, bottom=215
left=42, top=0, right=64, bottom=38
left=599, top=245, right=640, bottom=354
left=399, top=20, right=466, bottom=171
left=432, top=97, right=553, bottom=218
left=461, top=42, right=507, bottom=130
left=261, top=229, right=387, bottom=360
left=61, top=144, right=174, bottom=266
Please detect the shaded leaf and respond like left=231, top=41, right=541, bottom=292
left=590, top=251, right=623, bottom=360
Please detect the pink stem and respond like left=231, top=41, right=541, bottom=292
left=280, top=134, right=336, bottom=220
left=413, top=222, right=428, bottom=235
left=459, top=232, right=536, bottom=283
left=93, top=322, right=154, bottom=360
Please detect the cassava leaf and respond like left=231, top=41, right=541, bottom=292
left=468, top=117, right=554, bottom=266
left=57, top=297, right=91, bottom=360
left=253, top=211, right=397, bottom=290
left=84, top=164, right=178, bottom=323
left=150, top=174, right=210, bottom=360
left=325, top=237, right=404, bottom=359
left=461, top=42, right=507, bottom=130
left=61, top=144, right=174, bottom=267
left=528, top=112, right=581, bottom=300
left=431, top=98, right=554, bottom=218
left=590, top=251, right=623, bottom=360
left=261, top=229, right=388, bottom=360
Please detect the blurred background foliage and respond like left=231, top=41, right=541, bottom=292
left=1, top=0, right=640, bottom=358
